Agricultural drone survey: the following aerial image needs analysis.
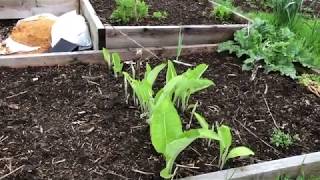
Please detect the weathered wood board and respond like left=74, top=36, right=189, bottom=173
left=104, top=24, right=247, bottom=49
left=180, top=152, right=320, bottom=180
left=0, top=44, right=218, bottom=68
left=80, top=0, right=105, bottom=50
left=0, top=0, right=79, bottom=19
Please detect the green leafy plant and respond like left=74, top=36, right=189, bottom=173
left=123, top=63, right=166, bottom=114
left=271, top=128, right=294, bottom=148
left=112, top=53, right=124, bottom=78
left=218, top=19, right=319, bottom=79
left=150, top=96, right=220, bottom=179
left=271, top=0, right=303, bottom=27
left=102, top=49, right=124, bottom=78
left=216, top=125, right=254, bottom=169
left=152, top=11, right=168, bottom=20
left=110, top=0, right=149, bottom=23
left=158, top=62, right=214, bottom=111
left=211, top=0, right=235, bottom=21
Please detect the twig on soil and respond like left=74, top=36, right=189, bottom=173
left=0, top=165, right=24, bottom=180
left=172, top=60, right=194, bottom=67
left=81, top=75, right=103, bottom=81
left=176, top=164, right=200, bottom=169
left=263, top=97, right=279, bottom=129
left=106, top=171, right=129, bottom=179
left=6, top=91, right=28, bottom=99
left=234, top=118, right=281, bottom=156
left=132, top=169, right=154, bottom=175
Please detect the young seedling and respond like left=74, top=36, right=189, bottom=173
left=152, top=11, right=168, bottom=20
left=217, top=125, right=254, bottom=169
left=111, top=53, right=124, bottom=78
left=102, top=48, right=112, bottom=70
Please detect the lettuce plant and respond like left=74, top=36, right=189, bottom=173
left=150, top=96, right=220, bottom=179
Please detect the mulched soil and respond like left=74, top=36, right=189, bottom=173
left=0, top=20, right=16, bottom=41
left=1, top=52, right=320, bottom=179
left=234, top=0, right=320, bottom=17
left=90, top=0, right=239, bottom=25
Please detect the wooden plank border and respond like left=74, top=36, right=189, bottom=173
left=104, top=24, right=247, bottom=49
left=0, top=0, right=79, bottom=19
left=0, top=44, right=218, bottom=68
left=180, top=152, right=320, bottom=180
left=80, top=0, right=105, bottom=50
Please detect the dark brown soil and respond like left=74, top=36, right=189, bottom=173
left=234, top=0, right=320, bottom=17
left=90, top=0, right=238, bottom=25
left=1, top=53, right=320, bottom=179
left=0, top=20, right=16, bottom=41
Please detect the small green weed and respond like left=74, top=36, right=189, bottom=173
left=152, top=11, right=168, bottom=20
left=271, top=129, right=293, bottom=148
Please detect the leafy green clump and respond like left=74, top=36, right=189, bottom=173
left=211, top=0, right=233, bottom=21
left=271, top=0, right=303, bottom=28
left=110, top=0, right=149, bottom=23
left=123, top=63, right=166, bottom=114
left=102, top=48, right=123, bottom=78
left=218, top=19, right=319, bottom=79
left=152, top=11, right=168, bottom=20
left=271, top=129, right=294, bottom=148
left=299, top=74, right=320, bottom=97
left=158, top=61, right=215, bottom=112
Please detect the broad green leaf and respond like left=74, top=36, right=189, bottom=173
left=194, top=112, right=209, bottom=129
left=102, top=48, right=111, bottom=68
left=146, top=63, right=166, bottom=87
left=161, top=137, right=196, bottom=179
left=144, top=63, right=152, bottom=79
left=166, top=60, right=177, bottom=84
left=217, top=125, right=232, bottom=150
left=184, top=64, right=208, bottom=79
left=112, top=53, right=123, bottom=73
left=150, top=97, right=183, bottom=154
left=160, top=128, right=220, bottom=178
left=226, top=146, right=254, bottom=161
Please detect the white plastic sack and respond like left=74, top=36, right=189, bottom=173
left=51, top=11, right=92, bottom=47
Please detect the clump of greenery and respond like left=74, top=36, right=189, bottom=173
left=152, top=11, right=168, bottom=20
left=299, top=74, right=320, bottom=97
left=271, top=0, right=303, bottom=28
left=211, top=0, right=234, bottom=21
left=102, top=48, right=124, bottom=78
left=271, top=129, right=294, bottom=148
left=110, top=0, right=149, bottom=23
left=218, top=19, right=319, bottom=79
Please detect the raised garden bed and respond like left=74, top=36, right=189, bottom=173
left=86, top=0, right=248, bottom=49
left=1, top=46, right=320, bottom=179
